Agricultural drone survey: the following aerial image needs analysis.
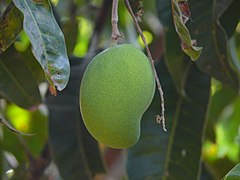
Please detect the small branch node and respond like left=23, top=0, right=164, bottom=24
left=156, top=115, right=167, bottom=132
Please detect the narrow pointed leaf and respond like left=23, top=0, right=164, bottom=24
left=0, top=2, right=23, bottom=53
left=188, top=0, right=239, bottom=88
left=12, top=0, right=70, bottom=91
left=127, top=60, right=210, bottom=179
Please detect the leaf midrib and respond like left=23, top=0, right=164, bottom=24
left=162, top=97, right=182, bottom=179
left=17, top=0, right=51, bottom=76
left=162, top=62, right=192, bottom=179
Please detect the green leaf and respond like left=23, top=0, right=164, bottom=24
left=46, top=58, right=105, bottom=179
left=5, top=104, right=48, bottom=157
left=1, top=132, right=25, bottom=164
left=171, top=0, right=202, bottom=61
left=216, top=97, right=240, bottom=162
left=0, top=48, right=41, bottom=109
left=0, top=133, right=3, bottom=179
left=1, top=104, right=48, bottom=164
left=157, top=0, right=189, bottom=95
left=187, top=0, right=239, bottom=88
left=12, top=0, right=70, bottom=91
left=229, top=36, right=240, bottom=74
left=0, top=113, right=34, bottom=136
left=219, top=0, right=240, bottom=38
left=54, top=0, right=78, bottom=54
left=0, top=2, right=23, bottom=54
left=127, top=60, right=211, bottom=179
left=206, top=84, right=238, bottom=141
left=1, top=43, right=45, bottom=84
left=223, top=164, right=240, bottom=180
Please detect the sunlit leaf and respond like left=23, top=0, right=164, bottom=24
left=0, top=2, right=23, bottom=54
left=206, top=83, right=238, bottom=141
left=5, top=104, right=48, bottom=156
left=12, top=0, right=70, bottom=91
left=1, top=105, right=48, bottom=164
left=14, top=31, right=30, bottom=52
left=73, top=17, right=93, bottom=57
left=0, top=113, right=34, bottom=136
left=216, top=97, right=240, bottom=162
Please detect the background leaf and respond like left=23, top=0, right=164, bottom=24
left=157, top=0, right=189, bottom=95
left=0, top=46, right=41, bottom=109
left=0, top=2, right=23, bottom=54
left=219, top=0, right=240, bottom=38
left=53, top=0, right=78, bottom=54
left=215, top=97, right=240, bottom=162
left=12, top=0, right=70, bottom=91
left=127, top=59, right=211, bottom=179
left=46, top=57, right=106, bottom=180
left=0, top=104, right=48, bottom=179
left=3, top=104, right=48, bottom=158
left=206, top=84, right=238, bottom=141
left=187, top=0, right=239, bottom=88
left=0, top=115, right=33, bottom=136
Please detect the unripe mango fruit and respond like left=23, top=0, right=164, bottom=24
left=80, top=44, right=155, bottom=149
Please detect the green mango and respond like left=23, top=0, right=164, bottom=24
left=80, top=44, right=156, bottom=149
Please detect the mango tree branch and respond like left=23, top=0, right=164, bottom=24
left=124, top=0, right=166, bottom=131
left=111, top=0, right=122, bottom=43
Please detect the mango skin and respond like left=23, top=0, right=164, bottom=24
left=80, top=44, right=156, bottom=149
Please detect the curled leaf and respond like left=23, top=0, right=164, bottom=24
left=171, top=0, right=202, bottom=61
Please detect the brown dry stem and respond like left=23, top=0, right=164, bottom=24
left=124, top=0, right=167, bottom=132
